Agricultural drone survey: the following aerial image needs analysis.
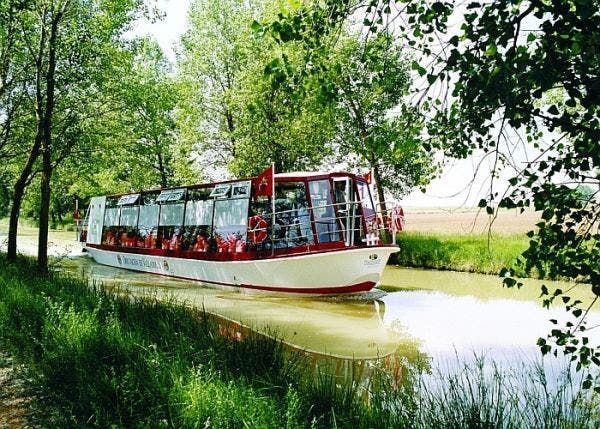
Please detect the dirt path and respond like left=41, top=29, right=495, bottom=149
left=0, top=351, right=36, bottom=429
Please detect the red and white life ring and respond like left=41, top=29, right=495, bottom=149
left=248, top=215, right=268, bottom=244
left=390, top=206, right=405, bottom=232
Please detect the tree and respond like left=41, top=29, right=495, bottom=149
left=177, top=0, right=261, bottom=174
left=328, top=33, right=435, bottom=206
left=177, top=0, right=336, bottom=178
left=260, top=0, right=600, bottom=388
left=228, top=40, right=336, bottom=176
left=119, top=39, right=195, bottom=189
left=4, top=0, right=145, bottom=272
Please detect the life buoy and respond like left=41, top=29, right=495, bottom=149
left=248, top=215, right=268, bottom=244
left=390, top=206, right=405, bottom=232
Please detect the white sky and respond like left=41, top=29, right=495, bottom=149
left=135, top=0, right=503, bottom=208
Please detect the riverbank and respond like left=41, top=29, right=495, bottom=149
left=0, top=254, right=402, bottom=427
left=390, top=208, right=539, bottom=276
left=0, top=254, right=596, bottom=428
left=391, top=231, right=529, bottom=276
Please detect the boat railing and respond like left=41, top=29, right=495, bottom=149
left=370, top=201, right=406, bottom=245
left=256, top=199, right=404, bottom=250
left=265, top=200, right=363, bottom=249
left=76, top=206, right=90, bottom=243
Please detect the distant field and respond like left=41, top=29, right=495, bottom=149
left=394, top=208, right=540, bottom=275
left=404, top=207, right=540, bottom=235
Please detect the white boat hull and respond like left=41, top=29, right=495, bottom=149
left=85, top=246, right=397, bottom=294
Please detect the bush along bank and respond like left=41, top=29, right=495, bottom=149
left=389, top=232, right=530, bottom=276
left=0, top=254, right=596, bottom=428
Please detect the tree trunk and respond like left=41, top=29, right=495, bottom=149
left=156, top=150, right=168, bottom=188
left=7, top=180, right=26, bottom=261
left=7, top=135, right=42, bottom=261
left=372, top=163, right=387, bottom=215
left=37, top=7, right=63, bottom=274
left=370, top=160, right=390, bottom=243
left=38, top=147, right=52, bottom=273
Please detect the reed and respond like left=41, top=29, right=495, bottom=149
left=0, top=254, right=595, bottom=428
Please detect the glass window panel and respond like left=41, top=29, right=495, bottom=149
left=309, top=180, right=334, bottom=218
left=104, top=207, right=120, bottom=227
left=357, top=181, right=375, bottom=219
left=273, top=182, right=313, bottom=246
left=138, top=205, right=159, bottom=236
left=105, top=197, right=119, bottom=208
left=156, top=190, right=171, bottom=203
left=119, top=206, right=138, bottom=227
left=184, top=200, right=213, bottom=226
left=210, top=184, right=231, bottom=198
left=143, top=192, right=159, bottom=205
left=308, top=180, right=341, bottom=243
left=232, top=182, right=250, bottom=198
left=159, top=202, right=184, bottom=226
left=188, top=187, right=212, bottom=201
left=167, top=189, right=185, bottom=201
left=214, top=199, right=249, bottom=239
left=117, top=194, right=140, bottom=205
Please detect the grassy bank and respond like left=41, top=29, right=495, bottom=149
left=0, top=254, right=595, bottom=427
left=0, top=254, right=413, bottom=427
left=391, top=232, right=530, bottom=276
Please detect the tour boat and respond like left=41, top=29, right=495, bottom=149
left=80, top=168, right=404, bottom=295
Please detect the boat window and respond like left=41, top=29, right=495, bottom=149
left=142, top=192, right=159, bottom=205
left=210, top=184, right=231, bottom=198
left=157, top=188, right=186, bottom=203
left=188, top=187, right=212, bottom=201
left=105, top=196, right=119, bottom=208
left=185, top=200, right=213, bottom=227
left=231, top=181, right=251, bottom=198
left=103, top=207, right=119, bottom=227
left=157, top=201, right=185, bottom=250
left=119, top=206, right=138, bottom=227
left=272, top=182, right=314, bottom=248
left=308, top=180, right=341, bottom=243
left=182, top=187, right=214, bottom=252
left=137, top=191, right=160, bottom=248
left=117, top=194, right=140, bottom=206
left=159, top=203, right=185, bottom=226
left=357, top=180, right=375, bottom=221
left=102, top=205, right=120, bottom=246
left=213, top=199, right=249, bottom=246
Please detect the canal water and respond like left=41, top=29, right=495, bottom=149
left=57, top=254, right=600, bottom=371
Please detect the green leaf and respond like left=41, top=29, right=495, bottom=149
left=251, top=20, right=262, bottom=32
left=547, top=105, right=559, bottom=115
left=411, top=60, right=426, bottom=76
left=485, top=43, right=497, bottom=56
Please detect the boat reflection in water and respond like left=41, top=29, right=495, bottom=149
left=60, top=256, right=419, bottom=362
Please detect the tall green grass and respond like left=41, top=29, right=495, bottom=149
left=391, top=232, right=530, bottom=276
left=0, top=254, right=595, bottom=427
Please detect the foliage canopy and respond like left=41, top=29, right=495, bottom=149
left=259, top=0, right=600, bottom=387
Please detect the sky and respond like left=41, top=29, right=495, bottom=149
left=134, top=0, right=505, bottom=209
